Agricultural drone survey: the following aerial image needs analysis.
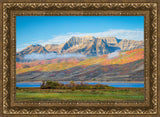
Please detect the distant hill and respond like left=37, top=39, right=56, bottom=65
left=16, top=36, right=144, bottom=62
left=16, top=44, right=49, bottom=62
left=16, top=48, right=144, bottom=82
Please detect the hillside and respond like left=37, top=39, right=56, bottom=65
left=16, top=48, right=144, bottom=82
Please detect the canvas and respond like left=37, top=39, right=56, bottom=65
left=16, top=16, right=145, bottom=101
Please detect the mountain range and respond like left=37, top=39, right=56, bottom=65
left=16, top=36, right=144, bottom=62
left=16, top=36, right=144, bottom=82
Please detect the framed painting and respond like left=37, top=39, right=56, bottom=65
left=0, top=0, right=160, bottom=116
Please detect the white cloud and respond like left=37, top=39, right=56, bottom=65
left=17, top=29, right=144, bottom=51
left=24, top=53, right=86, bottom=60
left=107, top=49, right=121, bottom=59
left=40, top=29, right=144, bottom=45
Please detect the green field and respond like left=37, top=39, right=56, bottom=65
left=16, top=88, right=144, bottom=101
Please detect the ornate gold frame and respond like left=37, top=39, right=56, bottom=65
left=0, top=0, right=159, bottom=116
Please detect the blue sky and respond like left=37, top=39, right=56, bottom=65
left=16, top=16, right=144, bottom=52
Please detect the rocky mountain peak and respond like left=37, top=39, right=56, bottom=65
left=45, top=44, right=63, bottom=53
left=69, top=35, right=96, bottom=42
left=61, top=36, right=96, bottom=52
left=28, top=44, right=42, bottom=48
left=16, top=44, right=49, bottom=62
left=16, top=36, right=144, bottom=62
left=117, top=39, right=144, bottom=51
left=97, top=37, right=121, bottom=45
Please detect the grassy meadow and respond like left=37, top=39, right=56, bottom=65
left=16, top=88, right=144, bottom=101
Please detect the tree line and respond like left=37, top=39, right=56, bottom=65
left=40, top=81, right=113, bottom=90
